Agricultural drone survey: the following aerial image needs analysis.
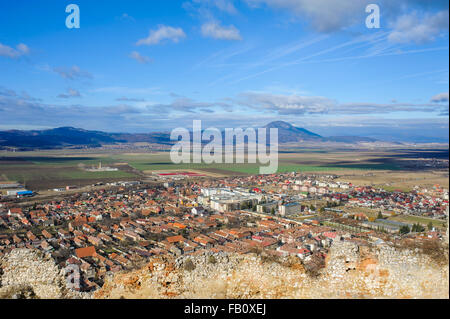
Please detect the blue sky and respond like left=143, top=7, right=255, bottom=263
left=0, top=0, right=449, bottom=142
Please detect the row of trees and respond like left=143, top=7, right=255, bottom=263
left=411, top=223, right=426, bottom=232
left=399, top=222, right=432, bottom=234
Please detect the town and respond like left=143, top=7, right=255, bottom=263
left=0, top=172, right=447, bottom=292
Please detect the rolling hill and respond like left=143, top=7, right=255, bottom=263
left=0, top=121, right=382, bottom=150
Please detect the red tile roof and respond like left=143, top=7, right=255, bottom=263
left=75, top=246, right=97, bottom=258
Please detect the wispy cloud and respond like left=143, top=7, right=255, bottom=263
left=244, top=0, right=449, bottom=38
left=92, top=86, right=162, bottom=95
left=120, top=13, right=136, bottom=22
left=129, top=51, right=152, bottom=64
left=0, top=87, right=40, bottom=101
left=0, top=93, right=151, bottom=132
left=244, top=0, right=370, bottom=32
left=184, top=0, right=238, bottom=15
left=1, top=86, right=448, bottom=139
left=254, top=35, right=329, bottom=66
left=228, top=32, right=388, bottom=84
left=335, top=101, right=446, bottom=115
left=136, top=25, right=186, bottom=46
left=53, top=65, right=92, bottom=80
left=294, top=46, right=449, bottom=65
left=201, top=21, right=242, bottom=40
left=0, top=42, right=30, bottom=59
left=147, top=96, right=231, bottom=113
left=233, top=91, right=448, bottom=116
left=388, top=10, right=449, bottom=44
left=192, top=44, right=254, bottom=71
left=203, top=35, right=328, bottom=87
left=115, top=97, right=146, bottom=102
left=431, top=92, right=449, bottom=103
left=221, top=31, right=448, bottom=86
left=236, top=91, right=333, bottom=115
left=0, top=87, right=17, bottom=97
left=57, top=88, right=81, bottom=99
left=210, top=0, right=238, bottom=14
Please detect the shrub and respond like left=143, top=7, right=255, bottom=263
left=208, top=255, right=217, bottom=264
left=0, top=285, right=38, bottom=299
left=184, top=259, right=196, bottom=271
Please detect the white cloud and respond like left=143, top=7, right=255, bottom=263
left=116, top=97, right=146, bottom=102
left=92, top=86, right=161, bottom=95
left=388, top=10, right=449, bottom=44
left=0, top=42, right=30, bottom=58
left=129, top=51, right=152, bottom=64
left=148, top=96, right=230, bottom=113
left=0, top=87, right=17, bottom=97
left=0, top=87, right=40, bottom=102
left=244, top=0, right=449, bottom=40
left=431, top=92, right=449, bottom=103
left=136, top=25, right=186, bottom=46
left=244, top=0, right=369, bottom=32
left=190, top=0, right=238, bottom=14
left=211, top=0, right=238, bottom=14
left=237, top=92, right=334, bottom=114
left=0, top=94, right=150, bottom=132
left=16, top=43, right=30, bottom=55
left=1, top=86, right=448, bottom=137
left=120, top=13, right=135, bottom=22
left=57, top=88, right=81, bottom=99
left=201, top=22, right=242, bottom=40
left=53, top=65, right=92, bottom=80
left=235, top=91, right=448, bottom=116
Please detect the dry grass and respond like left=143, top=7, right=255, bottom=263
left=336, top=170, right=449, bottom=190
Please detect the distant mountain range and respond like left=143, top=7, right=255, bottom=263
left=264, top=121, right=323, bottom=142
left=0, top=121, right=385, bottom=150
left=0, top=127, right=173, bottom=149
left=263, top=121, right=378, bottom=143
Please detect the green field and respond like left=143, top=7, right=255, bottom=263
left=4, top=168, right=134, bottom=182
left=0, top=152, right=139, bottom=189
left=380, top=185, right=413, bottom=192
left=0, top=151, right=366, bottom=190
left=129, top=162, right=354, bottom=174
left=389, top=215, right=447, bottom=228
left=107, top=152, right=397, bottom=174
left=1, top=147, right=447, bottom=190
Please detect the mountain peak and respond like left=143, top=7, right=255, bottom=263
left=265, top=121, right=295, bottom=130
left=263, top=121, right=322, bottom=143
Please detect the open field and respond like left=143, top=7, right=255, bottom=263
left=339, top=206, right=447, bottom=228
left=145, top=169, right=231, bottom=178
left=0, top=154, right=139, bottom=190
left=0, top=147, right=448, bottom=190
left=389, top=214, right=447, bottom=228
left=335, top=170, right=449, bottom=192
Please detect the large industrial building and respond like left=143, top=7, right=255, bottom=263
left=199, top=188, right=263, bottom=213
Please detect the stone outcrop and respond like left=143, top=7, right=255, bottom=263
left=0, top=249, right=90, bottom=299
left=313, top=241, right=449, bottom=298
left=1, top=241, right=448, bottom=299
left=95, top=241, right=449, bottom=299
left=94, top=252, right=310, bottom=299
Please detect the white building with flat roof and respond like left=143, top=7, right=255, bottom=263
left=278, top=202, right=302, bottom=217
